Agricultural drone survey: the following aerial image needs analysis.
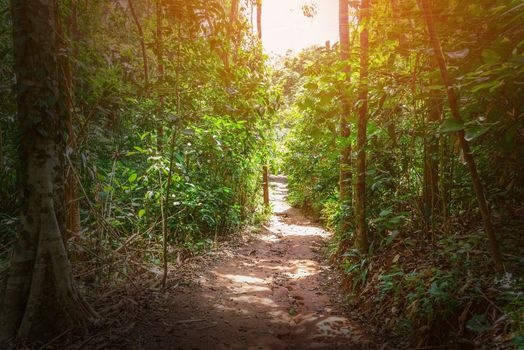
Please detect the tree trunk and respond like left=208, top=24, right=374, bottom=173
left=423, top=88, right=442, bottom=229
left=230, top=0, right=239, bottom=31
left=419, top=0, right=504, bottom=273
left=62, top=0, right=81, bottom=240
left=354, top=0, right=370, bottom=253
left=255, top=0, right=267, bottom=205
left=0, top=0, right=98, bottom=341
left=338, top=0, right=352, bottom=232
left=0, top=125, right=4, bottom=173
left=256, top=0, right=262, bottom=40
left=156, top=0, right=164, bottom=151
left=229, top=0, right=240, bottom=64
left=128, top=0, right=150, bottom=91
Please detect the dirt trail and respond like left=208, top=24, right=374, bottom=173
left=126, top=176, right=372, bottom=349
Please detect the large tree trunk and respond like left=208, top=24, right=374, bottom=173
left=354, top=0, right=370, bottom=253
left=419, top=0, right=504, bottom=272
left=338, top=0, right=352, bottom=233
left=62, top=0, right=82, bottom=240
left=0, top=0, right=98, bottom=342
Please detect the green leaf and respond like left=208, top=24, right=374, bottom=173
left=471, top=80, right=501, bottom=93
left=466, top=314, right=492, bottom=333
left=138, top=209, right=146, bottom=218
left=482, top=49, right=501, bottom=65
left=465, top=125, right=491, bottom=141
left=128, top=173, right=138, bottom=183
left=427, top=84, right=444, bottom=91
left=379, top=208, right=393, bottom=217
left=303, top=82, right=318, bottom=90
left=439, top=119, right=464, bottom=133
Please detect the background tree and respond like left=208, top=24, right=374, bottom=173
left=354, top=0, right=370, bottom=253
left=338, top=0, right=353, bottom=236
left=256, top=0, right=262, bottom=40
left=278, top=0, right=523, bottom=345
left=419, top=0, right=504, bottom=272
left=61, top=0, right=82, bottom=239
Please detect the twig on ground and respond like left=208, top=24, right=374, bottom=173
left=37, top=328, right=72, bottom=350
left=172, top=318, right=206, bottom=325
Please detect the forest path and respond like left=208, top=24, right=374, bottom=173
left=126, top=176, right=373, bottom=349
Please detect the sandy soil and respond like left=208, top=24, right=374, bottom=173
left=120, top=175, right=374, bottom=349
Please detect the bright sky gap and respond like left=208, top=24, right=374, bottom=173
left=261, top=0, right=339, bottom=55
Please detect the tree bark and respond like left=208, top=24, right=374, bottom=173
left=419, top=0, right=504, bottom=272
left=423, top=88, right=442, bottom=226
left=230, top=0, right=239, bottom=31
left=156, top=0, right=164, bottom=151
left=0, top=125, right=4, bottom=173
left=128, top=0, right=150, bottom=91
left=338, top=0, right=352, bottom=229
left=229, top=0, right=240, bottom=65
left=0, top=0, right=98, bottom=341
left=62, top=0, right=81, bottom=240
left=256, top=0, right=262, bottom=40
left=254, top=0, right=268, bottom=205
left=354, top=0, right=370, bottom=253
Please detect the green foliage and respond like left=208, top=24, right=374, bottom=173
left=0, top=0, right=278, bottom=272
left=76, top=0, right=276, bottom=248
left=340, top=249, right=370, bottom=291
left=274, top=0, right=524, bottom=346
left=0, top=0, right=522, bottom=346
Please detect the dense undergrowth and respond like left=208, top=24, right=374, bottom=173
left=0, top=0, right=277, bottom=282
left=275, top=0, right=524, bottom=348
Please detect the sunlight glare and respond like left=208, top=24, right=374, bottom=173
left=221, top=274, right=266, bottom=284
left=262, top=0, right=339, bottom=55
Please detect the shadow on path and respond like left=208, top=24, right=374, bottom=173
left=124, top=175, right=373, bottom=349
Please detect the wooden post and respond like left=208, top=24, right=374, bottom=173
left=263, top=165, right=269, bottom=206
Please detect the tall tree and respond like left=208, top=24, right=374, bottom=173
left=128, top=0, right=150, bottom=91
left=338, top=0, right=352, bottom=232
left=423, top=87, right=442, bottom=229
left=354, top=0, right=370, bottom=253
left=156, top=0, right=164, bottom=151
left=229, top=0, right=239, bottom=30
left=62, top=0, right=81, bottom=239
left=0, top=125, right=3, bottom=173
left=229, top=0, right=240, bottom=64
left=255, top=0, right=269, bottom=205
left=419, top=0, right=504, bottom=272
left=0, top=0, right=98, bottom=341
left=256, top=0, right=262, bottom=40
